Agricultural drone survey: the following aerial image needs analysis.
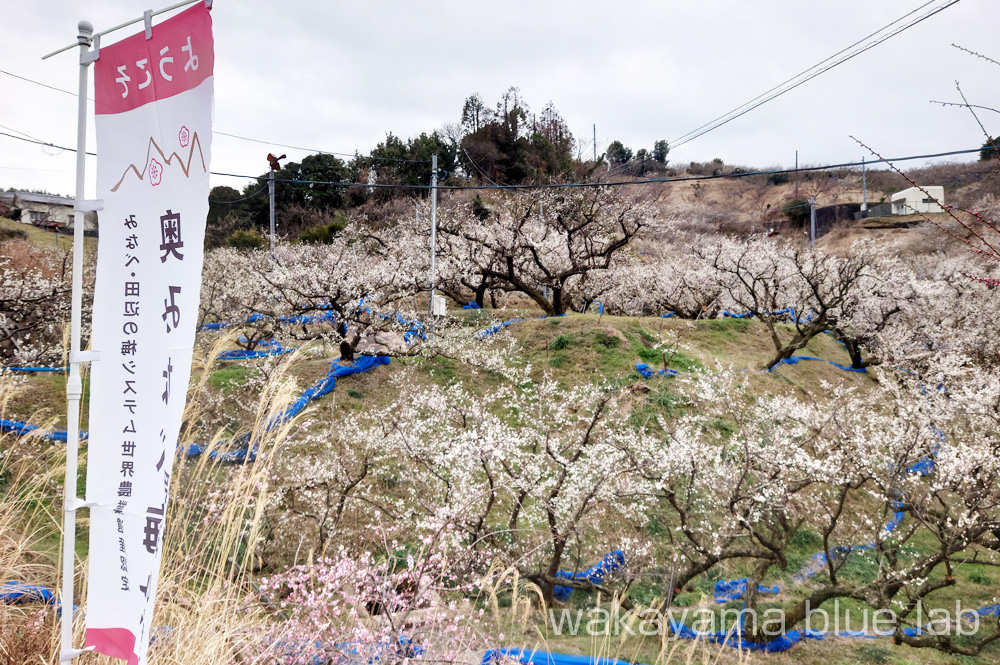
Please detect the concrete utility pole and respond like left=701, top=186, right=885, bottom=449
left=809, top=195, right=817, bottom=251
left=429, top=153, right=438, bottom=321
left=593, top=124, right=597, bottom=162
left=861, top=156, right=868, bottom=217
left=794, top=150, right=799, bottom=199
left=265, top=152, right=284, bottom=261
left=268, top=170, right=276, bottom=259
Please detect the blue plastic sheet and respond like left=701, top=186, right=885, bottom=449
left=0, top=419, right=86, bottom=443
left=769, top=355, right=866, bottom=374
left=463, top=302, right=482, bottom=310
left=0, top=581, right=55, bottom=605
left=476, top=315, right=548, bottom=339
left=723, top=308, right=798, bottom=321
left=667, top=618, right=826, bottom=653
left=189, top=355, right=391, bottom=465
left=553, top=551, right=625, bottom=602
left=484, top=649, right=634, bottom=665
left=635, top=363, right=678, bottom=379
left=713, top=579, right=780, bottom=604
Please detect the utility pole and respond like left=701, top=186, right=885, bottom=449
left=268, top=169, right=276, bottom=259
left=861, top=156, right=868, bottom=217
left=593, top=124, right=597, bottom=162
left=429, top=153, right=438, bottom=321
left=265, top=152, right=283, bottom=261
left=794, top=150, right=799, bottom=199
left=809, top=195, right=817, bottom=251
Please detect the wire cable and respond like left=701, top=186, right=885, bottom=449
left=0, top=69, right=429, bottom=164
left=669, top=0, right=962, bottom=151
left=208, top=183, right=269, bottom=203
left=1, top=126, right=984, bottom=192
left=263, top=146, right=986, bottom=191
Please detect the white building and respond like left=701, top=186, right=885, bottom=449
left=891, top=186, right=945, bottom=215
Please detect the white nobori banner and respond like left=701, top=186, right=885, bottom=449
left=85, top=4, right=213, bottom=664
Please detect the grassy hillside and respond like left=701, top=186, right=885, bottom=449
left=0, top=216, right=96, bottom=254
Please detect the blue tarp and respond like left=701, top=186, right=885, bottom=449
left=476, top=315, right=548, bottom=339
left=769, top=355, right=866, bottom=374
left=0, top=419, right=86, bottom=443
left=217, top=338, right=297, bottom=360
left=635, top=363, right=678, bottom=379
left=463, top=302, right=482, bottom=310
left=668, top=620, right=826, bottom=653
left=723, top=308, right=801, bottom=321
left=484, top=649, right=635, bottom=665
left=714, top=579, right=780, bottom=604
left=186, top=355, right=391, bottom=465
left=0, top=581, right=54, bottom=605
left=201, top=309, right=338, bottom=331
left=553, top=551, right=625, bottom=602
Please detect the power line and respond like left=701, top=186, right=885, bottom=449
left=261, top=146, right=986, bottom=191
left=0, top=68, right=84, bottom=98
left=0, top=131, right=96, bottom=156
left=0, top=124, right=983, bottom=192
left=0, top=69, right=428, bottom=164
left=669, top=0, right=962, bottom=151
left=208, top=183, right=268, bottom=203
left=212, top=131, right=428, bottom=163
left=670, top=0, right=939, bottom=147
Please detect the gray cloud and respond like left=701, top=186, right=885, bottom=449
left=1, top=0, right=996, bottom=196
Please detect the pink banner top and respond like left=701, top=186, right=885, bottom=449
left=95, top=3, right=213, bottom=115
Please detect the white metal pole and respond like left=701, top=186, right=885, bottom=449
left=61, top=19, right=94, bottom=664
left=429, top=154, right=438, bottom=320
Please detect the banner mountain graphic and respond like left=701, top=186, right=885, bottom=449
left=111, top=131, right=207, bottom=192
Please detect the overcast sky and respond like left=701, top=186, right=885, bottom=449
left=1, top=0, right=996, bottom=197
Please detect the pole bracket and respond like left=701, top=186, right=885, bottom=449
left=60, top=647, right=95, bottom=661
left=75, top=199, right=104, bottom=212
left=81, top=34, right=100, bottom=65
left=70, top=350, right=100, bottom=364
left=65, top=498, right=97, bottom=513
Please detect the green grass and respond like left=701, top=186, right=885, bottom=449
left=0, top=216, right=97, bottom=253
left=550, top=334, right=574, bottom=351
left=424, top=355, right=458, bottom=385
left=852, top=644, right=895, bottom=664
left=593, top=331, right=620, bottom=348
left=207, top=364, right=254, bottom=392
